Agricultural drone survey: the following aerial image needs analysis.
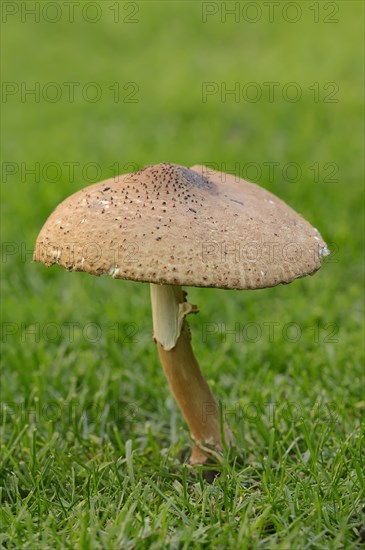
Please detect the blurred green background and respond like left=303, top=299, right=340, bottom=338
left=1, top=1, right=364, bottom=547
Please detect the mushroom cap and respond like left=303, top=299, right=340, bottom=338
left=34, top=163, right=329, bottom=290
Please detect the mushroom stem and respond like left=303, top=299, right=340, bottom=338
left=150, top=283, right=234, bottom=464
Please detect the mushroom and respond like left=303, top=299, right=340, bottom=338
left=33, top=163, right=329, bottom=465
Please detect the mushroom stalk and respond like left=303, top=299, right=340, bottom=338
left=150, top=283, right=234, bottom=464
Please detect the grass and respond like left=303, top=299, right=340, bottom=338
left=1, top=1, right=364, bottom=548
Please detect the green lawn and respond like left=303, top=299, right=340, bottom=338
left=1, top=1, right=364, bottom=548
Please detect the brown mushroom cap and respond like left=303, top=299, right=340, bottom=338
left=34, top=163, right=329, bottom=290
